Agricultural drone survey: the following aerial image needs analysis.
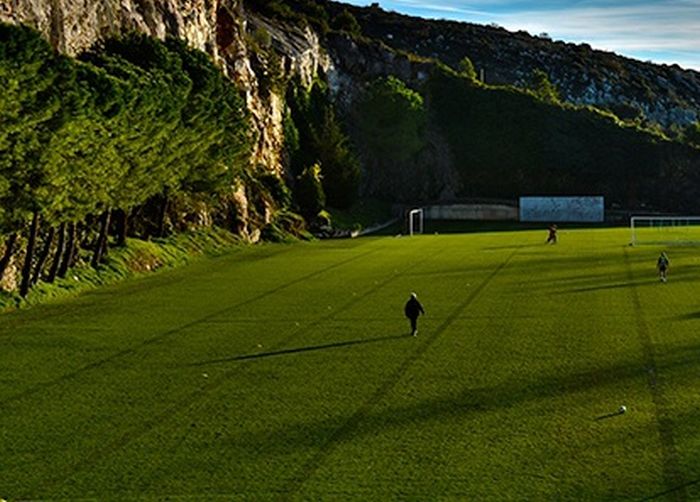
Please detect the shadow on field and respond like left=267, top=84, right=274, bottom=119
left=672, top=311, right=700, bottom=322
left=641, top=478, right=700, bottom=500
left=423, top=221, right=619, bottom=235
left=558, top=280, right=645, bottom=294
left=224, top=341, right=700, bottom=457
left=594, top=410, right=626, bottom=421
left=187, top=334, right=409, bottom=366
left=557, top=269, right=700, bottom=294
left=481, top=244, right=546, bottom=251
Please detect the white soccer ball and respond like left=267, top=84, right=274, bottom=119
left=619, top=405, right=627, bottom=413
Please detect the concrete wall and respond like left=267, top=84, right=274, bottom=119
left=424, top=204, right=517, bottom=221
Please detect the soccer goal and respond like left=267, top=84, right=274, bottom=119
left=408, top=208, right=424, bottom=236
left=630, top=216, right=700, bottom=246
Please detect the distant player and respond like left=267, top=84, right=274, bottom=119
left=657, top=251, right=669, bottom=282
left=546, top=224, right=558, bottom=244
left=404, top=292, right=425, bottom=336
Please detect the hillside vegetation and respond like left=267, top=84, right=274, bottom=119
left=427, top=69, right=700, bottom=209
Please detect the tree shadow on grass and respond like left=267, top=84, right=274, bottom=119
left=481, top=244, right=546, bottom=251
left=640, top=478, right=700, bottom=500
left=671, top=311, right=700, bottom=322
left=223, top=341, right=700, bottom=458
left=187, top=333, right=410, bottom=366
left=557, top=270, right=700, bottom=294
left=556, top=280, right=647, bottom=294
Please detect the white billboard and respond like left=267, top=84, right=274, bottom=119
left=519, top=196, right=604, bottom=222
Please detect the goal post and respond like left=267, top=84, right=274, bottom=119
left=408, top=208, right=424, bottom=236
left=630, top=216, right=700, bottom=246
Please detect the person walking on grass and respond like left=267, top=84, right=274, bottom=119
left=546, top=223, right=558, bottom=244
left=404, top=292, right=425, bottom=336
left=657, top=251, right=670, bottom=282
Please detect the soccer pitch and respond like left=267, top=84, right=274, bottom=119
left=2, top=227, right=700, bottom=500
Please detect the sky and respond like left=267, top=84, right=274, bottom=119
left=343, top=0, right=700, bottom=71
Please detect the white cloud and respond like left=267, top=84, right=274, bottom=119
left=378, top=0, right=496, bottom=17
left=491, top=2, right=700, bottom=69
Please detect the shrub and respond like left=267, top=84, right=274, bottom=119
left=356, top=76, right=426, bottom=163
left=294, top=163, right=326, bottom=219
left=332, top=9, right=362, bottom=37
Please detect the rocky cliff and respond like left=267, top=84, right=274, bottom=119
left=1, top=0, right=221, bottom=57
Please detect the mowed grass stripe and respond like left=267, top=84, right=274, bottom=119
left=297, top=230, right=665, bottom=499
left=0, top=243, right=383, bottom=408
left=3, top=240, right=386, bottom=496
left=281, top=245, right=520, bottom=498
left=624, top=246, right=686, bottom=501
left=23, top=236, right=449, bottom=496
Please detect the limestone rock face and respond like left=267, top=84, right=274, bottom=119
left=1, top=0, right=222, bottom=57
left=242, top=13, right=331, bottom=173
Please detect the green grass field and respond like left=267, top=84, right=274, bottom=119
left=2, top=226, right=700, bottom=500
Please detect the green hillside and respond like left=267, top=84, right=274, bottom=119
left=427, top=69, right=700, bottom=210
left=2, top=228, right=700, bottom=499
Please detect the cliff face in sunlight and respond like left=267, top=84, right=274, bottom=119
left=1, top=0, right=221, bottom=56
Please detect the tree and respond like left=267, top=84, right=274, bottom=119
left=530, top=69, right=560, bottom=104
left=0, top=24, right=73, bottom=232
left=310, top=107, right=360, bottom=208
left=287, top=80, right=359, bottom=209
left=357, top=76, right=426, bottom=163
left=0, top=25, right=257, bottom=293
left=0, top=24, right=78, bottom=295
left=165, top=37, right=252, bottom=198
left=683, top=121, right=700, bottom=147
left=332, top=9, right=362, bottom=37
left=81, top=33, right=192, bottom=247
left=458, top=57, right=477, bottom=81
left=295, top=163, right=325, bottom=220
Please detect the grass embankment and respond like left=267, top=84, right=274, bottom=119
left=0, top=227, right=243, bottom=311
left=1, top=227, right=700, bottom=499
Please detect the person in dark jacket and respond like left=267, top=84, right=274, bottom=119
left=404, top=292, right=425, bottom=336
left=657, top=251, right=669, bottom=282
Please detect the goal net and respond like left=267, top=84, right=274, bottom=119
left=408, top=208, right=424, bottom=236
left=630, top=216, right=700, bottom=246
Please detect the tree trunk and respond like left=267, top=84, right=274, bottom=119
left=58, top=222, right=76, bottom=278
left=114, top=208, right=128, bottom=247
left=20, top=211, right=40, bottom=297
left=47, top=222, right=66, bottom=283
left=91, top=210, right=111, bottom=268
left=157, top=191, right=169, bottom=238
left=0, top=232, right=18, bottom=283
left=31, top=226, right=55, bottom=286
